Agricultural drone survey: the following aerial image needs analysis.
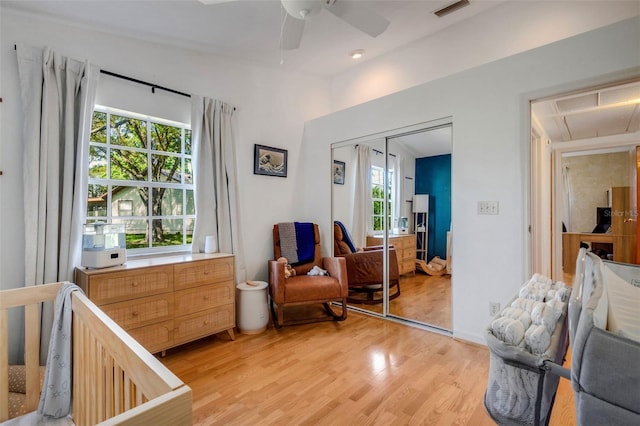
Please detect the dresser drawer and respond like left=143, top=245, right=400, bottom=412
left=174, top=281, right=234, bottom=316
left=174, top=304, right=234, bottom=345
left=84, top=265, right=173, bottom=304
left=392, top=239, right=409, bottom=250
left=100, top=294, right=173, bottom=330
left=127, top=320, right=174, bottom=354
left=400, top=259, right=415, bottom=275
left=397, top=236, right=416, bottom=250
left=402, top=248, right=416, bottom=260
left=174, top=257, right=234, bottom=290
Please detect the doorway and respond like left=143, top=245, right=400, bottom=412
left=530, top=79, right=640, bottom=281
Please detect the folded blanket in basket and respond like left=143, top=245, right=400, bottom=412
left=278, top=222, right=315, bottom=264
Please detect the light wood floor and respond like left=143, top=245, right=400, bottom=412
left=391, top=273, right=452, bottom=329
left=160, top=309, right=575, bottom=425
left=349, top=272, right=452, bottom=330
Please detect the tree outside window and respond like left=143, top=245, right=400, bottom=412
left=371, top=166, right=393, bottom=232
left=87, top=107, right=193, bottom=252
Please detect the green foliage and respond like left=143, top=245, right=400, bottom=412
left=88, top=110, right=192, bottom=246
left=91, top=111, right=107, bottom=143
left=88, top=184, right=106, bottom=198
left=126, top=232, right=191, bottom=249
left=185, top=129, right=192, bottom=155
left=111, top=114, right=146, bottom=148
left=151, top=123, right=181, bottom=153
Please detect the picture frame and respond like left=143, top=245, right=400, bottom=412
left=254, top=144, right=287, bottom=177
left=333, top=160, right=345, bottom=185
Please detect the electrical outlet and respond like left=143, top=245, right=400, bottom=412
left=489, top=301, right=501, bottom=316
left=478, top=201, right=499, bottom=215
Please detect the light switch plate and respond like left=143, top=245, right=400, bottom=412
left=478, top=201, right=499, bottom=215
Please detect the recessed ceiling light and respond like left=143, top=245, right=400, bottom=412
left=350, top=49, right=365, bottom=59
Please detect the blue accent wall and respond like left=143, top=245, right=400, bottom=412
left=415, top=154, right=451, bottom=261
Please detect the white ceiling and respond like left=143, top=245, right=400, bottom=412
left=532, top=80, right=640, bottom=143
left=392, top=126, right=451, bottom=158
left=5, top=0, right=637, bottom=149
left=1, top=0, right=506, bottom=77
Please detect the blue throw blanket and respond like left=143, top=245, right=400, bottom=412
left=278, top=222, right=315, bottom=264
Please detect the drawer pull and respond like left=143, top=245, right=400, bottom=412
left=203, top=320, right=209, bottom=326
left=131, top=282, right=139, bottom=287
left=203, top=295, right=210, bottom=301
left=203, top=271, right=210, bottom=275
left=132, top=311, right=139, bottom=317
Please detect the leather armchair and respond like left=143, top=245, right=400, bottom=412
left=268, top=223, right=348, bottom=328
left=333, top=222, right=400, bottom=304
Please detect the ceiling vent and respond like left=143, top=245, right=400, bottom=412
left=434, top=0, right=470, bottom=18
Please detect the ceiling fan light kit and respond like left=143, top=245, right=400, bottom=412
left=202, top=0, right=391, bottom=52
left=281, top=0, right=323, bottom=20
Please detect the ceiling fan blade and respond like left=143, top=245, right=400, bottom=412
left=325, top=1, right=390, bottom=37
left=281, top=13, right=305, bottom=50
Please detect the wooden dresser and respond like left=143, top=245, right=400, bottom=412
left=75, top=253, right=235, bottom=354
left=366, top=234, right=416, bottom=275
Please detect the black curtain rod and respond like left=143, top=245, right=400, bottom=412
left=13, top=44, right=190, bottom=98
left=100, top=69, right=191, bottom=98
left=354, top=144, right=396, bottom=157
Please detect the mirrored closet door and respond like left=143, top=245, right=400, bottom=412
left=331, top=121, right=453, bottom=331
left=386, top=125, right=452, bottom=330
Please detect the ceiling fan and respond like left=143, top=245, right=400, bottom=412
left=200, top=0, right=390, bottom=50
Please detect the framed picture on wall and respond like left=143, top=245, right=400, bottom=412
left=254, top=144, right=287, bottom=177
left=333, top=160, right=345, bottom=185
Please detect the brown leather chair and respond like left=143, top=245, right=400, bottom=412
left=269, top=223, right=348, bottom=328
left=333, top=221, right=400, bottom=304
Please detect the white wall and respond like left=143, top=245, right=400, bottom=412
left=330, top=0, right=640, bottom=111
left=0, top=8, right=332, bottom=295
left=301, top=17, right=640, bottom=344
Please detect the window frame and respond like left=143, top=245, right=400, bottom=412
left=87, top=105, right=194, bottom=256
left=371, top=165, right=393, bottom=234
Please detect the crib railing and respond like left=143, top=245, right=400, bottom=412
left=0, top=282, right=192, bottom=425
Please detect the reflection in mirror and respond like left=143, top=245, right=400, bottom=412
left=332, top=138, right=386, bottom=315
left=560, top=148, right=639, bottom=281
left=331, top=123, right=453, bottom=331
left=387, top=126, right=452, bottom=330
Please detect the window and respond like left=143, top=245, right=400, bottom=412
left=371, top=166, right=393, bottom=232
left=87, top=106, right=193, bottom=253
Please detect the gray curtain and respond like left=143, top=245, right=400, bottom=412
left=352, top=144, right=372, bottom=248
left=191, top=96, right=246, bottom=283
left=17, top=44, right=99, bottom=361
left=392, top=152, right=404, bottom=229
